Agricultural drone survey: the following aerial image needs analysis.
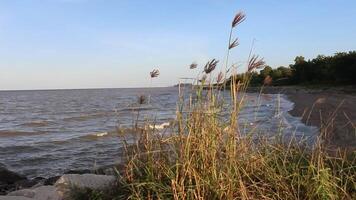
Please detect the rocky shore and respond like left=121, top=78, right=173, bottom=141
left=0, top=164, right=121, bottom=199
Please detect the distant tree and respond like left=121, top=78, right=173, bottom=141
left=225, top=51, right=356, bottom=87
left=294, top=56, right=305, bottom=64
left=259, top=66, right=272, bottom=79
left=277, top=66, right=292, bottom=77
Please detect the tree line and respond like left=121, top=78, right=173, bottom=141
left=229, top=51, right=356, bottom=86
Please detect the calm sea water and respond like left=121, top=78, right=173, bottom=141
left=0, top=87, right=317, bottom=178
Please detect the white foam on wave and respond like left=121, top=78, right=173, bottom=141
left=95, top=132, right=108, bottom=137
left=148, top=122, right=170, bottom=130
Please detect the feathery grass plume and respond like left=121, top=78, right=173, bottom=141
left=223, top=12, right=246, bottom=90
left=204, top=59, right=219, bottom=74
left=216, top=71, right=224, bottom=83
left=189, top=62, right=198, bottom=69
left=263, top=75, right=272, bottom=85
left=229, top=38, right=239, bottom=49
left=150, top=69, right=160, bottom=78
left=247, top=55, right=265, bottom=72
left=148, top=69, right=159, bottom=104
left=232, top=11, right=246, bottom=28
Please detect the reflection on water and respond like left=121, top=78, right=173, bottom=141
left=0, top=87, right=317, bottom=178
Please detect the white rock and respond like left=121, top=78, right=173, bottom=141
left=0, top=197, right=33, bottom=200
left=6, top=186, right=61, bottom=200
left=55, top=174, right=116, bottom=198
left=32, top=186, right=61, bottom=200
left=6, top=189, right=35, bottom=198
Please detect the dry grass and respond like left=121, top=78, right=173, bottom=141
left=114, top=77, right=355, bottom=199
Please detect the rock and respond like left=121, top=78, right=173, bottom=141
left=0, top=167, right=27, bottom=184
left=55, top=174, right=116, bottom=198
left=14, top=178, right=44, bottom=190
left=64, top=169, right=92, bottom=175
left=0, top=196, right=32, bottom=200
left=0, top=167, right=28, bottom=195
left=0, top=167, right=47, bottom=196
left=6, top=189, right=35, bottom=198
left=95, top=164, right=124, bottom=175
left=32, top=186, right=61, bottom=200
left=43, top=176, right=61, bottom=186
left=7, top=186, right=60, bottom=200
left=0, top=183, right=12, bottom=195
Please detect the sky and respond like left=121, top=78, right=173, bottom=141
left=0, top=0, right=355, bottom=90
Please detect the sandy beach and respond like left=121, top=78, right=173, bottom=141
left=250, top=86, right=356, bottom=148
left=284, top=87, right=356, bottom=148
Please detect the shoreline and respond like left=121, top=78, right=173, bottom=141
left=256, top=86, right=356, bottom=148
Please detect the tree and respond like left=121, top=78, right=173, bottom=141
left=259, top=66, right=272, bottom=79
left=294, top=56, right=305, bottom=65
left=227, top=51, right=356, bottom=86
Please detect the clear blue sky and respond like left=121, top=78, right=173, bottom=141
left=0, top=0, right=355, bottom=90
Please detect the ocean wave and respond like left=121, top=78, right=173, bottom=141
left=78, top=131, right=114, bottom=140
left=119, top=106, right=154, bottom=112
left=63, top=112, right=109, bottom=122
left=0, top=130, right=46, bottom=137
left=77, top=125, right=164, bottom=141
left=147, top=122, right=171, bottom=130
left=20, top=120, right=53, bottom=127
left=0, top=145, right=42, bottom=153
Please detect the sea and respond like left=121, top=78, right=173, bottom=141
left=0, top=87, right=317, bottom=178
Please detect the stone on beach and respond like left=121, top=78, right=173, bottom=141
left=0, top=174, right=117, bottom=199
left=0, top=166, right=28, bottom=195
left=0, top=197, right=33, bottom=200
left=7, top=186, right=60, bottom=200
left=0, top=167, right=27, bottom=185
left=55, top=174, right=116, bottom=198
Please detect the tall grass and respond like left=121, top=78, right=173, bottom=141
left=114, top=82, right=355, bottom=199
left=74, top=11, right=355, bottom=200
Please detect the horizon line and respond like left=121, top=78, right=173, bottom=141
left=0, top=85, right=174, bottom=92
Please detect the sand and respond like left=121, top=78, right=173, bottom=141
left=286, top=88, right=356, bottom=148
left=252, top=86, right=355, bottom=148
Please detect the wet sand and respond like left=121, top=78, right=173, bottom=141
left=286, top=88, right=356, bottom=148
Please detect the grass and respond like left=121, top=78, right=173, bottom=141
left=71, top=11, right=355, bottom=200
left=110, top=86, right=355, bottom=199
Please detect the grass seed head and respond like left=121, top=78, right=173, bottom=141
left=229, top=38, right=239, bottom=49
left=217, top=71, right=224, bottom=83
left=247, top=55, right=265, bottom=72
left=204, top=59, right=219, bottom=74
left=190, top=62, right=198, bottom=69
left=232, top=11, right=246, bottom=28
left=150, top=69, right=160, bottom=78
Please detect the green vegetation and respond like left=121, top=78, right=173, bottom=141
left=227, top=51, right=356, bottom=86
